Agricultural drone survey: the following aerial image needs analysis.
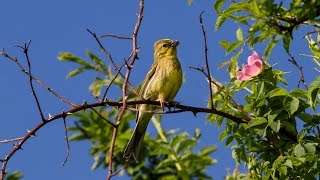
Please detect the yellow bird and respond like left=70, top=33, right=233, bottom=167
left=123, top=39, right=183, bottom=162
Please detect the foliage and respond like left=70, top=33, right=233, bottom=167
left=206, top=0, right=320, bottom=179
left=5, top=171, right=23, bottom=180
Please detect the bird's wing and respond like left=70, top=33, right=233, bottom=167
left=136, top=62, right=157, bottom=121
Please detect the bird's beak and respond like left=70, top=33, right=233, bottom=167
left=170, top=40, right=179, bottom=47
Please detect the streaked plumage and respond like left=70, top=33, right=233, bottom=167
left=123, top=39, right=183, bottom=162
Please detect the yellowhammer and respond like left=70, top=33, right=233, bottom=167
left=123, top=39, right=183, bottom=162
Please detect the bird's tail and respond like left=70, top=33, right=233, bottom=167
left=123, top=117, right=150, bottom=162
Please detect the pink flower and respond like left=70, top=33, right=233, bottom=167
left=236, top=51, right=263, bottom=81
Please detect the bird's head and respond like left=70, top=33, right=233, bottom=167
left=154, top=39, right=179, bottom=59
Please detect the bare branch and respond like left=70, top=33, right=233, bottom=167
left=102, top=63, right=125, bottom=101
left=90, top=107, right=116, bottom=127
left=288, top=53, right=308, bottom=89
left=0, top=137, right=24, bottom=144
left=17, top=41, right=46, bottom=121
left=62, top=116, right=70, bottom=166
left=86, top=29, right=142, bottom=99
left=107, top=0, right=144, bottom=178
left=199, top=11, right=214, bottom=110
left=0, top=49, right=77, bottom=107
left=0, top=97, right=246, bottom=179
left=99, top=34, right=132, bottom=40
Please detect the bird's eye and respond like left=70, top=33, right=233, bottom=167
left=162, top=44, right=168, bottom=48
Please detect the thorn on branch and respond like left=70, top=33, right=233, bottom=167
left=27, top=130, right=36, bottom=137
left=192, top=111, right=198, bottom=117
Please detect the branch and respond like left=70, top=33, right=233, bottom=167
left=199, top=11, right=214, bottom=110
left=99, top=34, right=132, bottom=40
left=62, top=116, right=70, bottom=166
left=102, top=63, right=125, bottom=101
left=0, top=99, right=245, bottom=179
left=86, top=29, right=142, bottom=99
left=17, top=41, right=45, bottom=121
left=107, top=0, right=144, bottom=179
left=189, top=66, right=252, bottom=120
left=0, top=137, right=24, bottom=144
left=288, top=53, right=308, bottom=89
left=0, top=49, right=77, bottom=107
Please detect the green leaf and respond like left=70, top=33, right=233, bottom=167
left=283, top=96, right=299, bottom=116
left=87, top=50, right=105, bottom=67
left=283, top=35, right=291, bottom=53
left=58, top=52, right=92, bottom=67
left=304, top=143, right=316, bottom=154
left=176, top=138, right=197, bottom=153
left=250, top=1, right=261, bottom=17
left=266, top=88, right=289, bottom=98
left=170, top=133, right=188, bottom=148
left=294, top=144, right=305, bottom=158
left=273, top=156, right=285, bottom=169
left=284, top=159, right=293, bottom=169
left=308, top=77, right=320, bottom=108
left=218, top=40, right=231, bottom=51
left=225, top=135, right=234, bottom=147
left=236, top=27, right=244, bottom=41
left=247, top=117, right=268, bottom=129
left=66, top=67, right=87, bottom=78
left=6, top=171, right=23, bottom=180
left=215, top=15, right=227, bottom=31
left=219, top=131, right=228, bottom=142
left=227, top=41, right=243, bottom=54
left=199, top=146, right=217, bottom=156
left=155, top=159, right=177, bottom=170
left=277, top=165, right=287, bottom=176
left=270, top=120, right=281, bottom=132
left=297, top=129, right=308, bottom=141
left=214, top=0, right=226, bottom=13
left=152, top=143, right=174, bottom=155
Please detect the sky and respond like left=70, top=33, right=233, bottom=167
left=0, top=0, right=317, bottom=180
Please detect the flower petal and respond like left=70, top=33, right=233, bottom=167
left=247, top=51, right=262, bottom=67
left=236, top=71, right=252, bottom=81
left=246, top=64, right=262, bottom=76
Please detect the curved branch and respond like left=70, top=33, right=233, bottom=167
left=0, top=98, right=246, bottom=180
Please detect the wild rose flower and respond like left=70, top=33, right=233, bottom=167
left=236, top=51, right=263, bottom=81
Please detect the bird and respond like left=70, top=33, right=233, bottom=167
left=123, top=38, right=183, bottom=162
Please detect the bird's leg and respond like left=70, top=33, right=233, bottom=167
left=156, top=98, right=165, bottom=111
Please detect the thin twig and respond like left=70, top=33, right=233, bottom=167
left=0, top=137, right=24, bottom=144
left=302, top=29, right=320, bottom=38
left=199, top=11, right=214, bottom=110
left=99, top=34, right=133, bottom=40
left=17, top=41, right=45, bottom=121
left=0, top=49, right=77, bottom=107
left=102, top=63, right=125, bottom=101
left=90, top=107, right=116, bottom=127
left=62, top=116, right=70, bottom=166
left=288, top=53, right=308, bottom=89
left=86, top=29, right=142, bottom=99
left=106, top=0, right=144, bottom=179
left=111, top=162, right=128, bottom=176
left=189, top=66, right=252, bottom=120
